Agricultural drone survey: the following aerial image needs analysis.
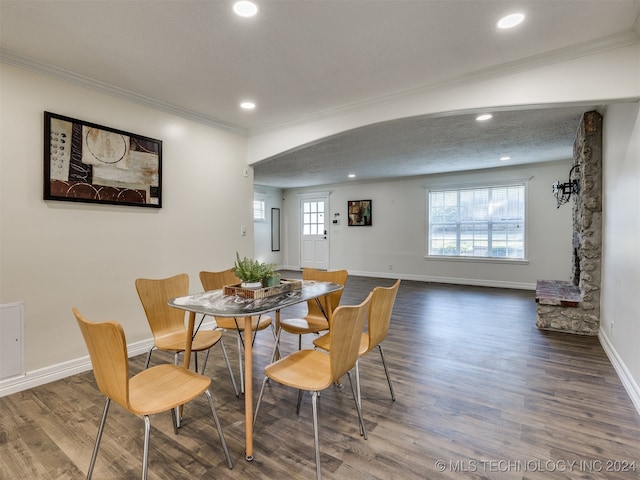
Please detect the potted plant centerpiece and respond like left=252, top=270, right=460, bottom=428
left=233, top=252, right=280, bottom=288
left=262, top=269, right=281, bottom=287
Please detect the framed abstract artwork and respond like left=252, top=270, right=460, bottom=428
left=348, top=199, right=372, bottom=226
left=44, top=112, right=162, bottom=208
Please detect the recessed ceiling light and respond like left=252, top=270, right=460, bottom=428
left=476, top=114, right=493, bottom=122
left=500, top=156, right=511, bottom=161
left=348, top=174, right=356, bottom=178
left=497, top=13, right=525, bottom=29
left=233, top=1, right=258, bottom=17
left=240, top=101, right=256, bottom=110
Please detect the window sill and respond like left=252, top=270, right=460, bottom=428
left=425, top=255, right=529, bottom=265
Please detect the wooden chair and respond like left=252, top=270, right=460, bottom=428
left=135, top=274, right=238, bottom=397
left=199, top=268, right=274, bottom=394
left=253, top=292, right=372, bottom=480
left=314, top=279, right=401, bottom=409
left=72, top=308, right=233, bottom=480
left=275, top=268, right=348, bottom=353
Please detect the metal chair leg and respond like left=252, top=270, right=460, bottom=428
left=237, top=333, right=244, bottom=394
left=218, top=339, right=239, bottom=397
left=203, top=389, right=233, bottom=469
left=270, top=327, right=282, bottom=363
left=296, top=389, right=304, bottom=414
left=355, top=359, right=362, bottom=408
left=142, top=415, right=151, bottom=480
left=354, top=360, right=363, bottom=435
left=311, top=391, right=321, bottom=480
left=347, top=370, right=367, bottom=439
left=86, top=398, right=110, bottom=480
left=270, top=322, right=281, bottom=360
left=200, top=349, right=210, bottom=374
left=378, top=344, right=395, bottom=401
left=170, top=408, right=178, bottom=435
left=144, top=347, right=154, bottom=369
left=173, top=352, right=181, bottom=428
left=253, top=375, right=270, bottom=430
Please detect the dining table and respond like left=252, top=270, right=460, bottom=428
left=168, top=279, right=343, bottom=461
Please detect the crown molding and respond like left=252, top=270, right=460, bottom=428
left=248, top=30, right=640, bottom=136
left=2, top=29, right=638, bottom=137
left=0, top=48, right=247, bottom=136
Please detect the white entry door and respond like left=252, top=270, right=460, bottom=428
left=300, top=195, right=329, bottom=270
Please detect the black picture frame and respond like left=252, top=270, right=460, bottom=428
left=347, top=199, right=372, bottom=226
left=44, top=111, right=162, bottom=208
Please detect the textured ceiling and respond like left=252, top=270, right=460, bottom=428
left=253, top=106, right=596, bottom=188
left=1, top=1, right=639, bottom=188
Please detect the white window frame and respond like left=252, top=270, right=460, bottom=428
left=426, top=180, right=528, bottom=262
left=253, top=195, right=266, bottom=222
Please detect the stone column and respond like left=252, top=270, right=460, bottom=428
left=571, top=111, right=603, bottom=334
left=536, top=111, right=603, bottom=335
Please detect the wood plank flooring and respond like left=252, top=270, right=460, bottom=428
left=1, top=273, right=639, bottom=479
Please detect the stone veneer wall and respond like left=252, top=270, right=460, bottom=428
left=536, top=111, right=603, bottom=335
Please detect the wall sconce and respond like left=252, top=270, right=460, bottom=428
left=552, top=164, right=580, bottom=208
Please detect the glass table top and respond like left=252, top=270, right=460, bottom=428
left=169, top=280, right=343, bottom=317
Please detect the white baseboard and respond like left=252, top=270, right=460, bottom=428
left=0, top=338, right=154, bottom=397
left=599, top=329, right=640, bottom=416
left=0, top=318, right=219, bottom=398
left=280, top=265, right=302, bottom=272
left=345, top=270, right=536, bottom=290
left=280, top=266, right=535, bottom=290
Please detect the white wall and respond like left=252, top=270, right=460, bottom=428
left=281, top=161, right=573, bottom=289
left=600, top=102, right=640, bottom=410
left=0, top=64, right=254, bottom=386
left=253, top=185, right=283, bottom=266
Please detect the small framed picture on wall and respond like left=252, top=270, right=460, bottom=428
left=347, top=199, right=372, bottom=226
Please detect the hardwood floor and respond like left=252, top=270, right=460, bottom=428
left=1, top=273, right=639, bottom=479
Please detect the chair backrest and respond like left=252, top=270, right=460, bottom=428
left=135, top=273, right=190, bottom=340
left=302, top=268, right=348, bottom=319
left=367, top=279, right=401, bottom=352
left=328, top=291, right=372, bottom=381
left=199, top=268, right=240, bottom=292
left=73, top=308, right=130, bottom=409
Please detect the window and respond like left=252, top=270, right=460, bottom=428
left=428, top=183, right=525, bottom=259
left=253, top=196, right=266, bottom=221
left=302, top=200, right=325, bottom=235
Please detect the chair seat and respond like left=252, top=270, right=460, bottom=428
left=215, top=315, right=272, bottom=331
left=154, top=329, right=222, bottom=352
left=279, top=316, right=329, bottom=335
left=313, top=332, right=369, bottom=356
left=128, top=364, right=211, bottom=415
left=265, top=350, right=333, bottom=391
